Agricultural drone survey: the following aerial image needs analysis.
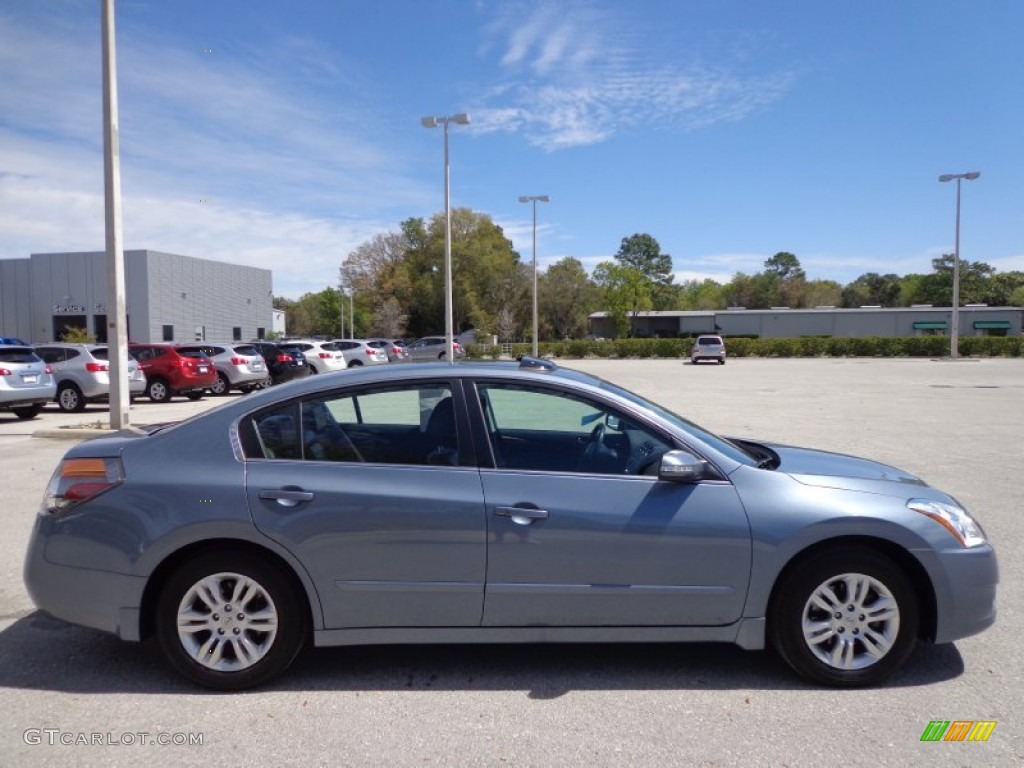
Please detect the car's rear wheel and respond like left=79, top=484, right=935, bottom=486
left=156, top=551, right=309, bottom=691
left=57, top=382, right=86, bottom=412
left=347, top=360, right=362, bottom=367
left=690, top=358, right=697, bottom=365
left=210, top=373, right=230, bottom=396
left=186, top=392, right=204, bottom=401
left=308, top=364, right=318, bottom=375
left=147, top=378, right=171, bottom=403
left=12, top=405, right=43, bottom=420
left=769, top=548, right=918, bottom=687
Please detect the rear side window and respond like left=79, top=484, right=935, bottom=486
left=91, top=348, right=109, bottom=360
left=247, top=383, right=458, bottom=465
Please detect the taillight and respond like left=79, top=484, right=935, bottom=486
left=276, top=353, right=293, bottom=363
left=365, top=348, right=375, bottom=356
left=45, top=364, right=53, bottom=374
left=85, top=362, right=109, bottom=372
left=0, top=367, right=11, bottom=376
left=318, top=352, right=331, bottom=359
left=44, top=457, right=124, bottom=515
left=230, top=356, right=247, bottom=365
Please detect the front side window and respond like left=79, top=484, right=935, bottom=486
left=477, top=383, right=672, bottom=476
left=249, top=382, right=459, bottom=466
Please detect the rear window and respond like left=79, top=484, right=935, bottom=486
left=0, top=347, right=41, bottom=363
left=698, top=337, right=723, bottom=346
left=91, top=347, right=109, bottom=360
left=233, top=345, right=259, bottom=356
left=177, top=348, right=210, bottom=359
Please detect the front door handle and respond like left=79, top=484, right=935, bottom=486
left=259, top=488, right=314, bottom=507
left=494, top=505, right=549, bottom=525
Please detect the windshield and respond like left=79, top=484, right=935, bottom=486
left=597, top=379, right=758, bottom=467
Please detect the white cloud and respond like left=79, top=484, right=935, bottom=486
left=0, top=7, right=425, bottom=299
left=471, top=2, right=794, bottom=151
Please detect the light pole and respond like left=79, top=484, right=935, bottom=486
left=938, top=171, right=980, bottom=359
left=421, top=113, right=470, bottom=363
left=518, top=195, right=550, bottom=357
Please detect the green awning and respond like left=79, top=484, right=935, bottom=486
left=973, top=320, right=1011, bottom=330
left=913, top=321, right=948, bottom=330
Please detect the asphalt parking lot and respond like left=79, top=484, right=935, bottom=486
left=1, top=357, right=1021, bottom=767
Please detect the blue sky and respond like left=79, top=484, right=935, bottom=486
left=2, top=0, right=1022, bottom=299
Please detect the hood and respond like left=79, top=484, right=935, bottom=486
left=763, top=442, right=929, bottom=496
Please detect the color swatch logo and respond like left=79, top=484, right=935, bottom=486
left=920, top=720, right=997, bottom=742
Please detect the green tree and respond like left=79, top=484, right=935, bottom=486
left=841, top=273, right=903, bottom=308
left=540, top=257, right=600, bottom=339
left=593, top=261, right=652, bottom=337
left=903, top=255, right=995, bottom=306
left=764, top=252, right=806, bottom=281
left=615, top=234, right=674, bottom=285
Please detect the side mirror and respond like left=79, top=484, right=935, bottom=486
left=658, top=450, right=709, bottom=483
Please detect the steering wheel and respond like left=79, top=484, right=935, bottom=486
left=578, top=422, right=606, bottom=470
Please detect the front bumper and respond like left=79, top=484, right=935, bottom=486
left=918, top=543, right=998, bottom=644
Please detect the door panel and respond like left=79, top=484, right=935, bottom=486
left=247, top=460, right=486, bottom=628
left=480, top=471, right=751, bottom=626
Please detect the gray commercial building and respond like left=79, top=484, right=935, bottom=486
left=0, top=250, right=273, bottom=344
left=589, top=306, right=1023, bottom=339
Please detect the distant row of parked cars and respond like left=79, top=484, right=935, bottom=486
left=0, top=335, right=465, bottom=419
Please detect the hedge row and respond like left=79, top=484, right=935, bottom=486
left=464, top=336, right=1024, bottom=359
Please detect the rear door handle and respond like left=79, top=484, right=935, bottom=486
left=494, top=506, right=549, bottom=525
left=259, top=489, right=314, bottom=507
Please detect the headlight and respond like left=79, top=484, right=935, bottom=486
left=907, top=498, right=986, bottom=548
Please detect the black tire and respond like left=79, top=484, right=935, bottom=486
left=347, top=360, right=362, bottom=367
left=186, top=392, right=204, bottom=401
left=57, top=382, right=86, bottom=413
left=690, top=358, right=698, bottom=365
left=12, top=404, right=43, bottom=420
left=155, top=551, right=309, bottom=691
left=147, top=378, right=172, bottom=403
left=308, top=364, right=318, bottom=375
left=769, top=547, right=918, bottom=687
left=719, top=359, right=726, bottom=365
left=210, top=372, right=231, bottom=396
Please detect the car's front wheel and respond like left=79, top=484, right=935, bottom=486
left=57, top=382, right=86, bottom=412
left=769, top=548, right=918, bottom=687
left=156, top=551, right=309, bottom=690
left=210, top=373, right=231, bottom=396
left=147, top=378, right=171, bottom=403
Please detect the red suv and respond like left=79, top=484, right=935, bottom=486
left=129, top=343, right=218, bottom=402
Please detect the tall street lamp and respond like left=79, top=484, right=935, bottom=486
left=938, top=171, right=980, bottom=360
left=518, top=195, right=550, bottom=357
left=421, top=113, right=470, bottom=363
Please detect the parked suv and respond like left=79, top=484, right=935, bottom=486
left=34, top=343, right=147, bottom=412
left=329, top=339, right=389, bottom=367
left=366, top=339, right=410, bottom=362
left=691, top=334, right=727, bottom=365
left=406, top=335, right=466, bottom=361
left=287, top=340, right=347, bottom=375
left=249, top=341, right=312, bottom=385
left=175, top=343, right=267, bottom=396
left=0, top=344, right=56, bottom=419
left=129, top=343, right=218, bottom=402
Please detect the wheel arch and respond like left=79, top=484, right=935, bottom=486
left=765, top=535, right=938, bottom=643
left=138, top=538, right=320, bottom=642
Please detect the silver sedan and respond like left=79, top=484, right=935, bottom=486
left=24, top=357, right=997, bottom=690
